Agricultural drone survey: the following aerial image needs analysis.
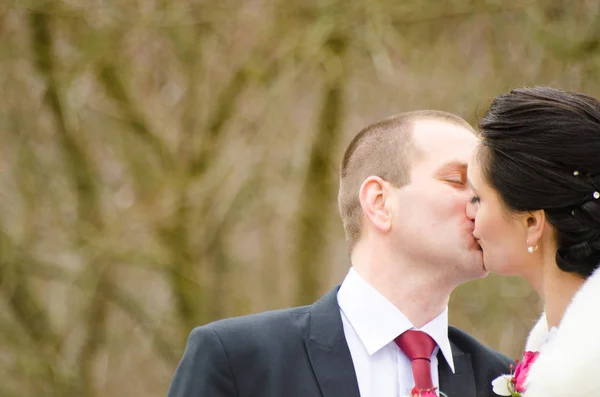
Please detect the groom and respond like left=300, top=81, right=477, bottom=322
left=166, top=111, right=513, bottom=397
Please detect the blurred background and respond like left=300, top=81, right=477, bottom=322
left=1, top=0, right=599, bottom=396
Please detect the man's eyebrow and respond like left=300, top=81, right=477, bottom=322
left=437, top=161, right=467, bottom=172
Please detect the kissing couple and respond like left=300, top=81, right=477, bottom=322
left=167, top=86, right=600, bottom=397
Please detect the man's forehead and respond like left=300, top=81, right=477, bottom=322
left=414, top=115, right=474, bottom=138
left=411, top=117, right=475, bottom=137
left=410, top=119, right=477, bottom=165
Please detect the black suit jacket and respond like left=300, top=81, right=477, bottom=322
left=167, top=287, right=513, bottom=397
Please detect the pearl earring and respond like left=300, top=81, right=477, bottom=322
left=527, top=245, right=538, bottom=253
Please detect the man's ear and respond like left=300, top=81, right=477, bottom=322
left=524, top=209, right=546, bottom=250
left=359, top=176, right=392, bottom=233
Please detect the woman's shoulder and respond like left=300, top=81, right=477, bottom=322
left=524, top=313, right=548, bottom=353
left=523, top=267, right=600, bottom=396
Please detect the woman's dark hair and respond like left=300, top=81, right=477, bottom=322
left=479, top=86, right=600, bottom=279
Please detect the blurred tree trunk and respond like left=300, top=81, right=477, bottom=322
left=294, top=27, right=348, bottom=306
left=162, top=58, right=252, bottom=337
left=29, top=9, right=109, bottom=397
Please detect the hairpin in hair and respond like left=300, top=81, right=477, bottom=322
left=573, top=170, right=600, bottom=199
left=569, top=169, right=600, bottom=208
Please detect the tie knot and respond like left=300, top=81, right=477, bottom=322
left=394, top=330, right=437, bottom=362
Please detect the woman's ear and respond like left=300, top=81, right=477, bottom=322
left=359, top=176, right=392, bottom=233
left=524, top=209, right=546, bottom=251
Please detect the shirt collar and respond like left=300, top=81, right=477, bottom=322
left=337, top=268, right=455, bottom=372
left=419, top=307, right=455, bottom=373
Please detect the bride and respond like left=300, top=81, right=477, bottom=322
left=466, top=86, right=600, bottom=396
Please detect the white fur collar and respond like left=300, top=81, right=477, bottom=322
left=523, top=266, right=600, bottom=397
left=524, top=313, right=548, bottom=353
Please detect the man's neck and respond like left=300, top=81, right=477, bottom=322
left=351, top=245, right=455, bottom=329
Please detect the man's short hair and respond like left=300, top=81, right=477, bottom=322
left=338, top=110, right=474, bottom=250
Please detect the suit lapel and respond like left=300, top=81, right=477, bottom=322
left=304, top=287, right=361, bottom=397
left=439, top=341, right=476, bottom=397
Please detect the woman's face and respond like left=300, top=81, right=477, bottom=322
left=466, top=149, right=536, bottom=276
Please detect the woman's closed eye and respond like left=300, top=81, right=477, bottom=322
left=470, top=195, right=480, bottom=204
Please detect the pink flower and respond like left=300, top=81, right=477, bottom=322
left=410, top=387, right=438, bottom=397
left=513, top=351, right=539, bottom=393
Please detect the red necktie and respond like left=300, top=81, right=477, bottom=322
left=395, top=330, right=437, bottom=391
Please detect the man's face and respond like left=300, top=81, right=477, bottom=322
left=387, top=119, right=486, bottom=281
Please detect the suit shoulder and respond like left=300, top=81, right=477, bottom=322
left=189, top=304, right=312, bottom=344
left=209, top=304, right=310, bottom=329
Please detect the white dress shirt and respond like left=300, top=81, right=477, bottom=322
left=337, top=268, right=455, bottom=397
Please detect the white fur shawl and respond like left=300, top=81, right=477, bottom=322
left=522, top=266, right=600, bottom=397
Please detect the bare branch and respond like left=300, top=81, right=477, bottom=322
left=97, top=63, right=174, bottom=170
left=29, top=9, right=101, bottom=229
